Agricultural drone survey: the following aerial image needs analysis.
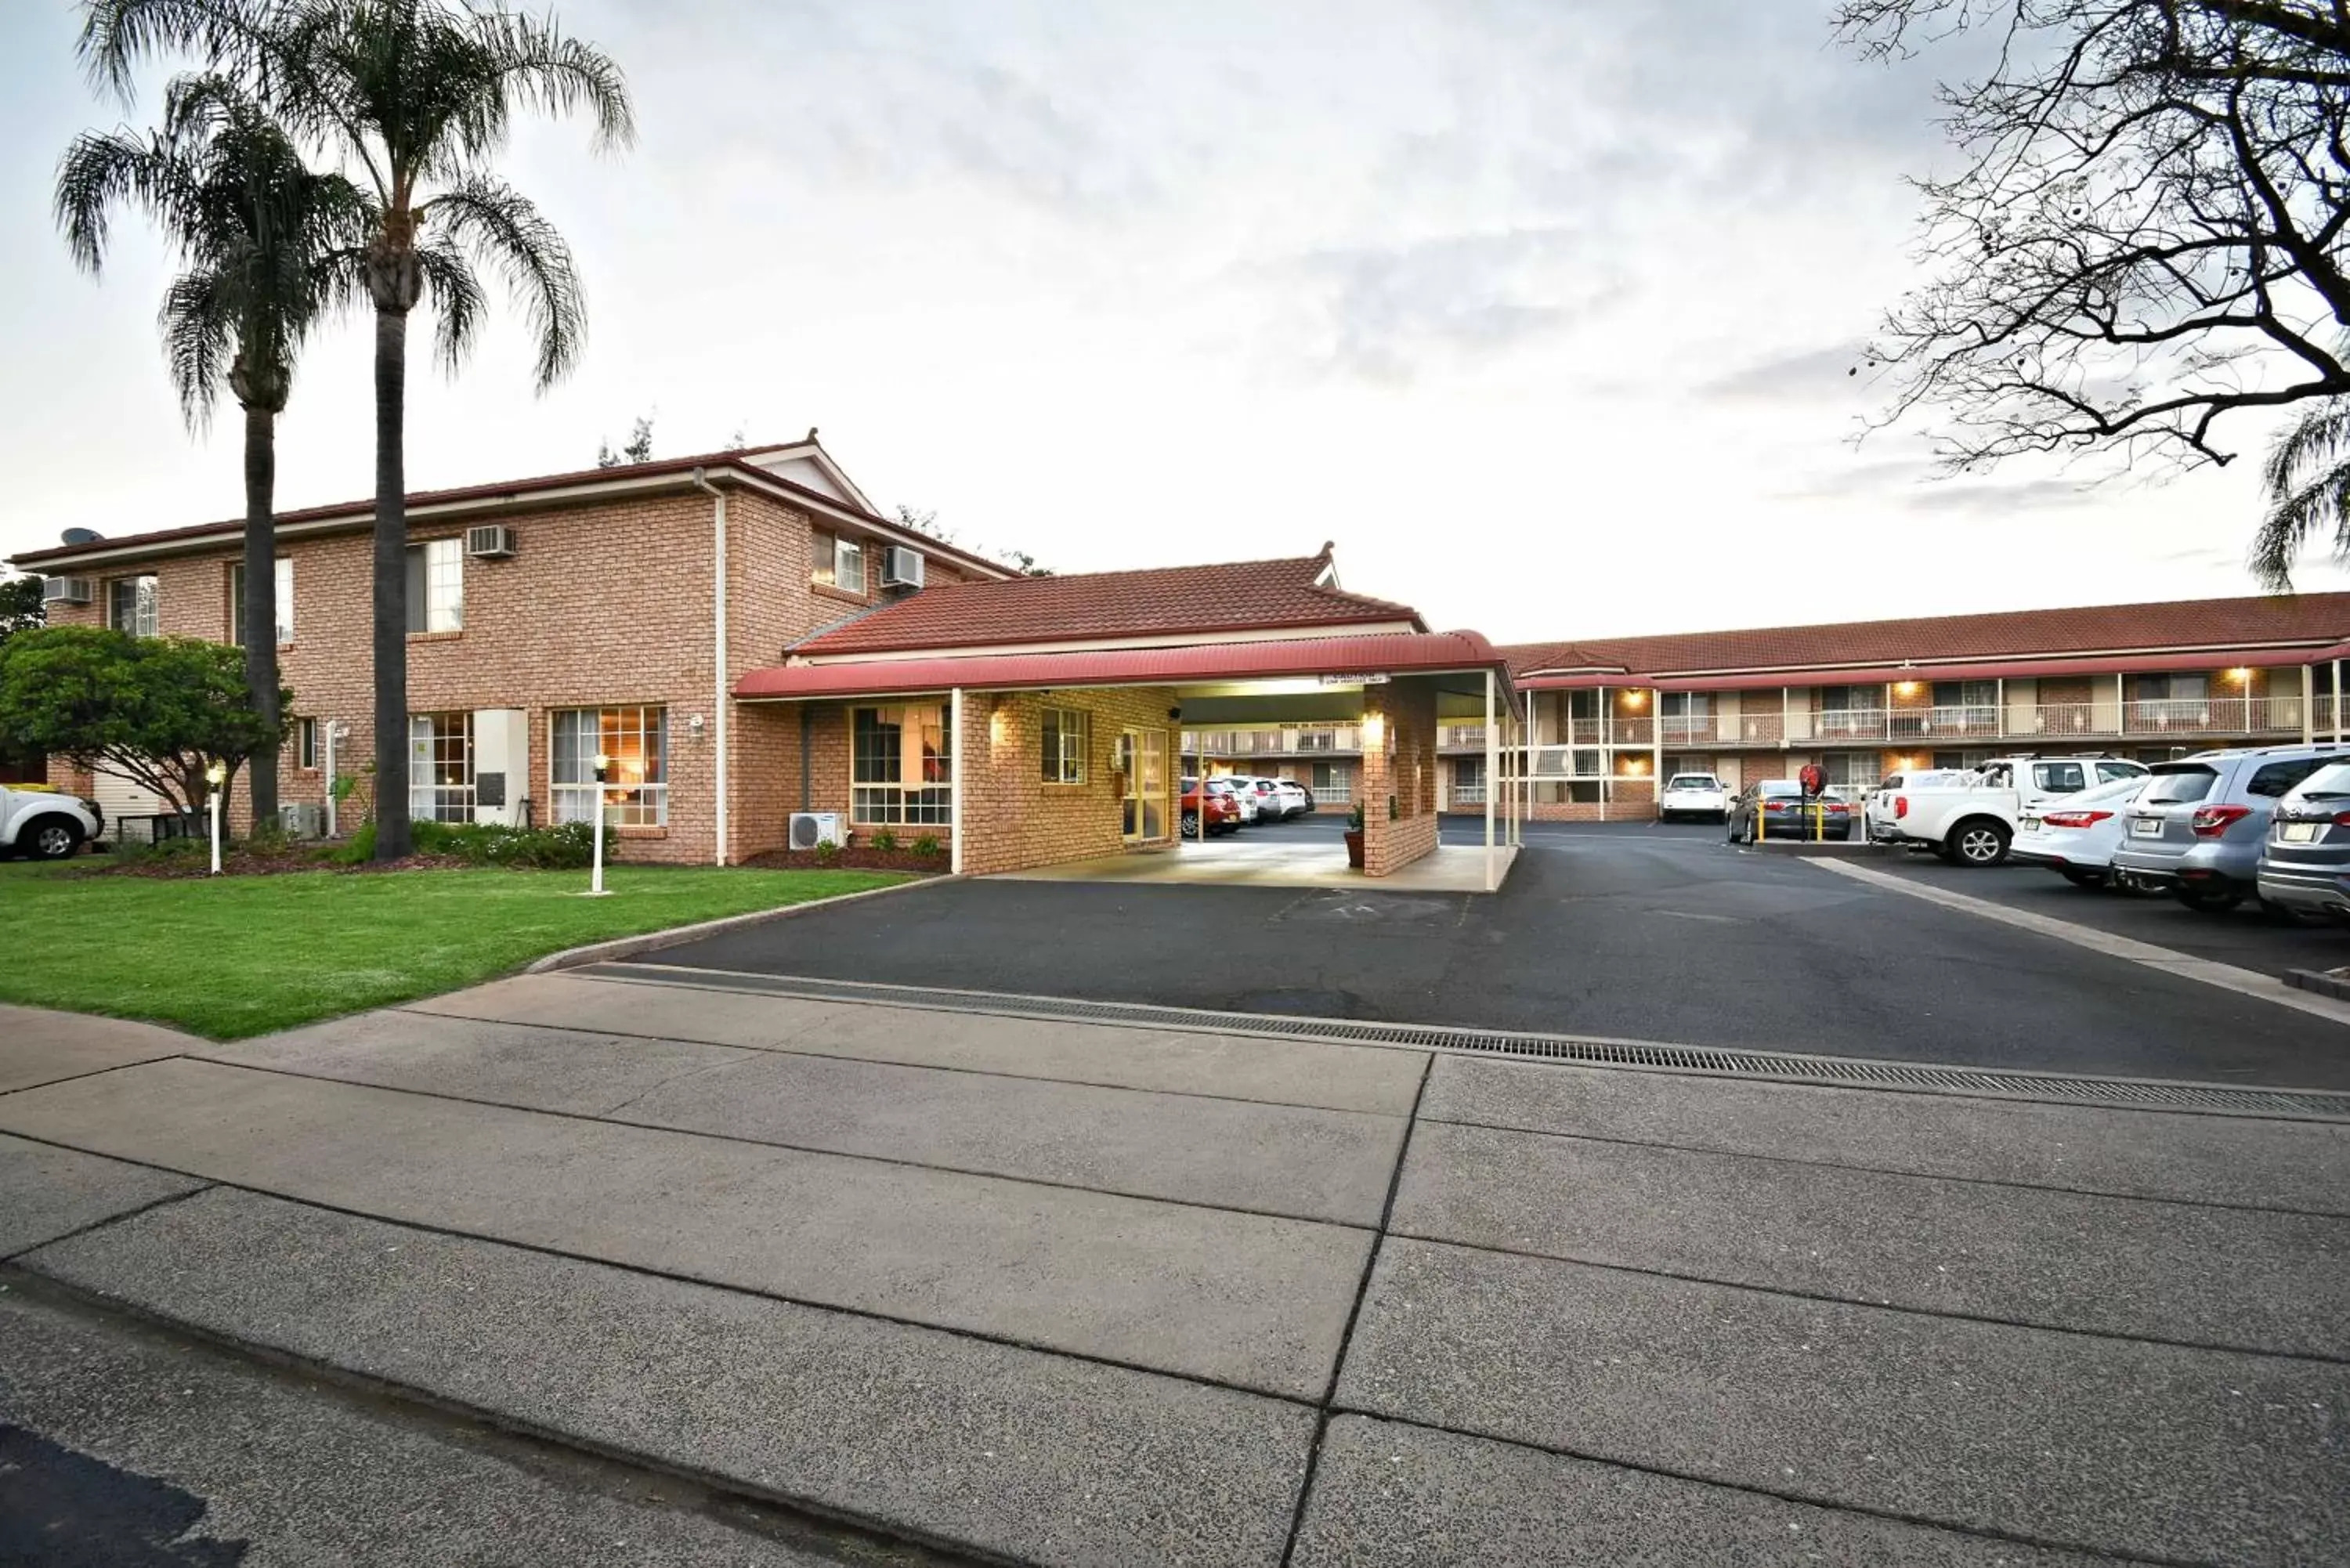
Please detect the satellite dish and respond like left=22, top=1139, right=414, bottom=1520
left=60, top=528, right=103, bottom=545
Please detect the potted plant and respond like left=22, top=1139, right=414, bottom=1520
left=1343, top=801, right=1366, bottom=869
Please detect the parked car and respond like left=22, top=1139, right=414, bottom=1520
left=1179, top=778, right=1243, bottom=838
left=1270, top=779, right=1314, bottom=816
left=1243, top=776, right=1298, bottom=819
left=2110, top=745, right=2341, bottom=912
left=0, top=783, right=103, bottom=860
left=1728, top=780, right=1852, bottom=842
left=1658, top=772, right=1730, bottom=823
left=2256, top=761, right=2350, bottom=921
left=2009, top=774, right=2149, bottom=888
left=1216, top=775, right=1260, bottom=823
left=1867, top=754, right=2148, bottom=866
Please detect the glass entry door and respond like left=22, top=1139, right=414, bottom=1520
left=1124, top=728, right=1167, bottom=841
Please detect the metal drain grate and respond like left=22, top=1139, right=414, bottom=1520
left=586, top=963, right=2350, bottom=1120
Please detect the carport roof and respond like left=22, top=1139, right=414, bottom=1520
left=736, top=629, right=1520, bottom=713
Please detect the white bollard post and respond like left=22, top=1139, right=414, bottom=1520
left=204, top=759, right=226, bottom=875
left=584, top=751, right=612, bottom=896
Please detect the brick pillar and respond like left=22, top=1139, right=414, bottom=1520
left=1360, top=681, right=1440, bottom=877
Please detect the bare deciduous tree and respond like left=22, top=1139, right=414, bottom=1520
left=1838, top=1, right=2350, bottom=492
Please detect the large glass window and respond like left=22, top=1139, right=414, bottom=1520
left=852, top=704, right=951, bottom=824
left=551, top=706, right=668, bottom=826
left=1041, top=706, right=1088, bottom=784
left=813, top=531, right=866, bottom=596
left=405, top=539, right=463, bottom=633
left=408, top=711, right=475, bottom=822
left=230, top=558, right=295, bottom=645
left=107, top=575, right=157, bottom=637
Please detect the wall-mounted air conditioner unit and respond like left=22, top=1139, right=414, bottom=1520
left=465, top=525, right=517, bottom=559
left=41, top=577, right=93, bottom=606
left=882, top=546, right=924, bottom=588
left=279, top=801, right=324, bottom=838
left=789, top=811, right=845, bottom=851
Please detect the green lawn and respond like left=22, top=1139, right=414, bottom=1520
left=0, top=864, right=909, bottom=1039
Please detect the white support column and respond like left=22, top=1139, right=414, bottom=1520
left=2336, top=660, right=2344, bottom=746
left=2114, top=671, right=2127, bottom=738
left=949, top=688, right=965, bottom=876
left=1649, top=690, right=1662, bottom=818
left=2305, top=664, right=2316, bottom=746
left=1484, top=671, right=1499, bottom=892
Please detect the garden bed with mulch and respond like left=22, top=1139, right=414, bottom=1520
left=70, top=844, right=470, bottom=879
left=739, top=845, right=950, bottom=875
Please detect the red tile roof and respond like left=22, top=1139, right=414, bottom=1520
left=793, top=550, right=1425, bottom=656
left=5, top=447, right=1014, bottom=581
left=1503, top=591, right=2350, bottom=679
left=738, top=630, right=1515, bottom=712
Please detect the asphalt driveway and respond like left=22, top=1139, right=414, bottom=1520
left=649, top=819, right=2350, bottom=1089
left=5, top=972, right=2346, bottom=1566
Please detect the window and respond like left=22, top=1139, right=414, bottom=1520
left=298, top=717, right=317, bottom=771
left=2032, top=761, right=2087, bottom=793
left=1930, top=680, right=1997, bottom=708
left=2247, top=756, right=2331, bottom=798
left=1823, top=752, right=1877, bottom=788
left=408, top=711, right=475, bottom=822
left=1659, top=693, right=1713, bottom=717
left=230, top=558, right=295, bottom=645
left=2096, top=761, right=2146, bottom=783
left=1041, top=706, right=1088, bottom=785
left=851, top=704, right=951, bottom=824
left=1307, top=761, right=1350, bottom=804
left=1452, top=757, right=1487, bottom=804
left=1818, top=685, right=1882, bottom=713
left=405, top=539, right=463, bottom=633
left=2142, top=764, right=2218, bottom=804
left=107, top=575, right=157, bottom=637
left=551, top=706, right=669, bottom=827
left=813, top=531, right=865, bottom=596
left=2135, top=673, right=2209, bottom=702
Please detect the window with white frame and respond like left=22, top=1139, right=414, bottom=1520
left=551, top=706, right=669, bottom=827
left=1307, top=761, right=1350, bottom=804
left=851, top=704, right=951, bottom=824
left=813, top=530, right=866, bottom=596
left=408, top=711, right=475, bottom=822
left=404, top=539, right=463, bottom=633
left=230, top=558, right=295, bottom=645
left=107, top=575, right=157, bottom=637
left=298, top=717, right=317, bottom=771
left=1041, top=706, right=1087, bottom=785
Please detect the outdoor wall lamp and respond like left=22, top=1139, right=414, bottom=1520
left=2226, top=667, right=2252, bottom=684
left=688, top=713, right=707, bottom=735
left=1894, top=681, right=1922, bottom=698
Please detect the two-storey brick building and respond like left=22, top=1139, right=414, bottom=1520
left=11, top=437, right=1516, bottom=880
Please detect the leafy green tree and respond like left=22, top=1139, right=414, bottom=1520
left=597, top=414, right=652, bottom=468
left=2254, top=397, right=2350, bottom=588
left=56, top=71, right=369, bottom=827
left=80, top=0, right=635, bottom=859
left=0, top=576, right=42, bottom=652
left=0, top=626, right=289, bottom=818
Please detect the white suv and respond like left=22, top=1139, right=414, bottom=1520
left=1658, top=772, right=1730, bottom=823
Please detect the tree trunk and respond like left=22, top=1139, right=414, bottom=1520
left=241, top=401, right=280, bottom=831
left=372, top=302, right=411, bottom=860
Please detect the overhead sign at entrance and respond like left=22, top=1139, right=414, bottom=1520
left=1320, top=672, right=1390, bottom=686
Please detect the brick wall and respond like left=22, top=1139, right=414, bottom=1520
left=35, top=475, right=1006, bottom=864
left=958, top=687, right=1180, bottom=876
left=1358, top=681, right=1439, bottom=876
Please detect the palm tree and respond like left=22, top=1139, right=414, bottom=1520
left=2253, top=399, right=2350, bottom=591
left=56, top=71, right=371, bottom=826
left=78, top=0, right=634, bottom=858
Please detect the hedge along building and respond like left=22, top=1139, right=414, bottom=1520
left=10, top=436, right=1523, bottom=881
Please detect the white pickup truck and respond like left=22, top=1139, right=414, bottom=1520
left=0, top=784, right=103, bottom=861
left=1867, top=755, right=2148, bottom=866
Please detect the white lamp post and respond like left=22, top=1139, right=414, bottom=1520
left=324, top=721, right=351, bottom=836
left=584, top=752, right=612, bottom=896
left=204, top=760, right=228, bottom=875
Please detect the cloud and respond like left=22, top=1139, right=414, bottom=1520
left=1698, top=345, right=1876, bottom=403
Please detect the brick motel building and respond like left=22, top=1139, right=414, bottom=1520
left=19, top=434, right=2350, bottom=873
left=9, top=437, right=1526, bottom=883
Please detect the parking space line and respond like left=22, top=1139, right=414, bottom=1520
left=1811, top=860, right=2350, bottom=1028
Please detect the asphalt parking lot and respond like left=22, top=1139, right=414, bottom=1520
left=649, top=814, right=2350, bottom=1089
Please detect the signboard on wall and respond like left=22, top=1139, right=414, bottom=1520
left=1320, top=672, right=1390, bottom=686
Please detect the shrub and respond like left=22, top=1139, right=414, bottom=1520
left=870, top=828, right=900, bottom=854
left=334, top=818, right=611, bottom=869
left=910, top=833, right=942, bottom=858
left=814, top=837, right=839, bottom=864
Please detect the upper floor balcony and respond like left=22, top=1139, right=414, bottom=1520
left=1665, top=695, right=2332, bottom=748
left=1187, top=724, right=1359, bottom=757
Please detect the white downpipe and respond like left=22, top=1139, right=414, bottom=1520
left=949, top=688, right=965, bottom=875
left=2336, top=660, right=2343, bottom=746
left=1484, top=670, right=1498, bottom=892
left=2305, top=664, right=2316, bottom=746
left=692, top=469, right=729, bottom=866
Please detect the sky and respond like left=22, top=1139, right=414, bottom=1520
left=2, top=0, right=2342, bottom=644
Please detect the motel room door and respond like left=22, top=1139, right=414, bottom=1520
left=1123, top=728, right=1167, bottom=842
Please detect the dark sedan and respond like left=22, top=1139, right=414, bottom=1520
left=1727, top=780, right=1853, bottom=843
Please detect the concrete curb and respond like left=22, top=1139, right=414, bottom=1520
left=2285, top=967, right=2350, bottom=1004
left=523, top=875, right=949, bottom=975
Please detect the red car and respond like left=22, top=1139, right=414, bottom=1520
left=1180, top=777, right=1242, bottom=838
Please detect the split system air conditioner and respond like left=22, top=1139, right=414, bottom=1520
left=465, top=525, right=517, bottom=559
left=278, top=801, right=324, bottom=838
left=789, top=811, right=845, bottom=851
left=881, top=545, right=924, bottom=588
left=40, top=576, right=93, bottom=605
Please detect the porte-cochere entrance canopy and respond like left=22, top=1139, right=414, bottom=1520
left=733, top=630, right=1525, bottom=885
